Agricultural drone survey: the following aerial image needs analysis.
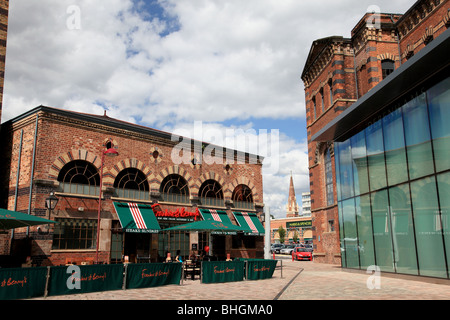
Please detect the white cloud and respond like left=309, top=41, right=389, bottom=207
left=2, top=0, right=415, bottom=218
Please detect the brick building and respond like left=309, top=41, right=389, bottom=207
left=0, top=106, right=265, bottom=267
left=302, top=0, right=450, bottom=265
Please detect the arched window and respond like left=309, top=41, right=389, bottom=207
left=114, top=168, right=149, bottom=200
left=320, top=87, right=325, bottom=112
left=312, top=96, right=317, bottom=120
left=325, top=148, right=334, bottom=206
left=232, top=184, right=254, bottom=210
left=381, top=59, right=395, bottom=79
left=160, top=174, right=189, bottom=204
left=328, top=78, right=333, bottom=105
left=199, top=179, right=224, bottom=207
left=57, top=160, right=100, bottom=196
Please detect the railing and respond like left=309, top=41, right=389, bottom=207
left=115, top=188, right=150, bottom=201
left=0, top=259, right=280, bottom=300
left=59, top=182, right=100, bottom=196
left=200, top=197, right=225, bottom=208
left=160, top=193, right=190, bottom=204
left=233, top=200, right=255, bottom=210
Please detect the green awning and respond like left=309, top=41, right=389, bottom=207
left=200, top=209, right=234, bottom=225
left=0, top=208, right=56, bottom=230
left=232, top=211, right=265, bottom=236
left=113, top=202, right=160, bottom=233
left=162, top=219, right=246, bottom=235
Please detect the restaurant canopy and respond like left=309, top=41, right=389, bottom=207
left=113, top=202, right=161, bottom=233
left=200, top=209, right=234, bottom=224
left=0, top=208, right=56, bottom=230
left=162, top=219, right=247, bottom=235
left=232, top=211, right=265, bottom=236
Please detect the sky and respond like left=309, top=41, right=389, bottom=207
left=3, top=0, right=415, bottom=219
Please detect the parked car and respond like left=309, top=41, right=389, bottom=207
left=280, top=244, right=295, bottom=255
left=271, top=244, right=284, bottom=254
left=292, top=247, right=313, bottom=261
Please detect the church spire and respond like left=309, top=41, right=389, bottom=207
left=286, top=172, right=299, bottom=217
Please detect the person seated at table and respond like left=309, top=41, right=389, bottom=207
left=189, top=251, right=197, bottom=262
left=175, top=250, right=182, bottom=263
left=198, top=250, right=205, bottom=261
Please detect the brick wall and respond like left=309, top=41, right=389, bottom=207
left=301, top=0, right=449, bottom=264
left=0, top=108, right=264, bottom=265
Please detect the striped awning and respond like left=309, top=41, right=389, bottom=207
left=113, top=202, right=161, bottom=233
left=199, top=209, right=246, bottom=235
left=200, top=209, right=234, bottom=225
left=232, top=211, right=265, bottom=236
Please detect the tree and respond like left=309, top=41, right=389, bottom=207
left=277, top=226, right=286, bottom=244
left=293, top=230, right=299, bottom=243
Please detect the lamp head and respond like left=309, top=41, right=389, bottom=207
left=104, top=148, right=119, bottom=157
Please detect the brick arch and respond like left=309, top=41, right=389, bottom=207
left=314, top=141, right=333, bottom=165
left=109, top=158, right=152, bottom=188
left=151, top=165, right=194, bottom=195
left=194, top=171, right=226, bottom=199
left=49, top=149, right=102, bottom=180
left=421, top=25, right=434, bottom=45
left=377, top=52, right=397, bottom=61
left=230, top=177, right=260, bottom=202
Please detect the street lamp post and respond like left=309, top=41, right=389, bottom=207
left=42, top=192, right=58, bottom=233
left=45, top=192, right=59, bottom=218
left=96, top=147, right=119, bottom=264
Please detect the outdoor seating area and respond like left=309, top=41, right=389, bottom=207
left=0, top=258, right=280, bottom=300
left=183, top=260, right=201, bottom=280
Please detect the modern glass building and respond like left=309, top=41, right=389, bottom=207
left=312, top=27, right=450, bottom=279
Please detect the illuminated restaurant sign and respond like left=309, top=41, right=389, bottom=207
left=151, top=204, right=201, bottom=221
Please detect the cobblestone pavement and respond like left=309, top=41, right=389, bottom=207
left=31, top=260, right=450, bottom=300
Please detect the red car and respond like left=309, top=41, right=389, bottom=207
left=292, top=247, right=313, bottom=261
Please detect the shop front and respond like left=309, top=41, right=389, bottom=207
left=111, top=203, right=265, bottom=264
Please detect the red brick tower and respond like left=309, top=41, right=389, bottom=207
left=301, top=13, right=403, bottom=264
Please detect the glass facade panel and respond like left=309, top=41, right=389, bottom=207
left=428, top=77, right=450, bottom=172
left=410, top=177, right=447, bottom=278
left=355, top=195, right=375, bottom=268
left=366, top=120, right=387, bottom=191
left=335, top=77, right=450, bottom=279
left=351, top=131, right=369, bottom=196
left=437, top=172, right=450, bottom=271
left=388, top=183, right=418, bottom=275
left=338, top=201, right=346, bottom=268
left=337, top=139, right=354, bottom=200
left=383, top=108, right=408, bottom=186
left=342, top=198, right=359, bottom=268
left=402, top=93, right=434, bottom=180
left=371, top=189, right=395, bottom=272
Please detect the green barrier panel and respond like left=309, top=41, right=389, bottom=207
left=126, top=263, right=182, bottom=289
left=0, top=267, right=48, bottom=300
left=201, top=261, right=245, bottom=284
left=47, top=264, right=124, bottom=297
left=246, top=259, right=278, bottom=280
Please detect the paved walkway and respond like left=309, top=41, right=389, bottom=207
left=31, top=260, right=449, bottom=300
